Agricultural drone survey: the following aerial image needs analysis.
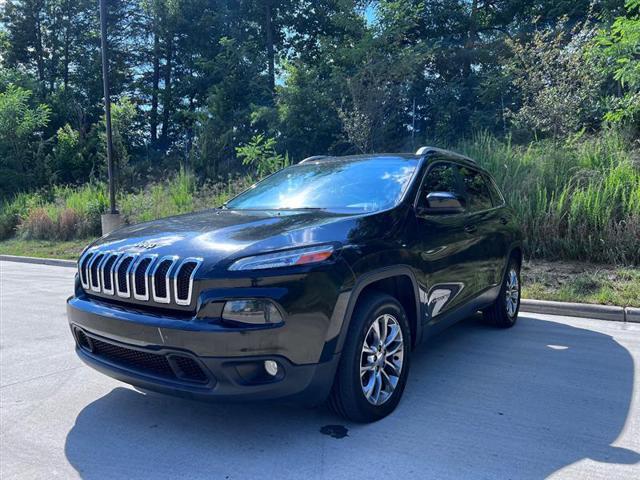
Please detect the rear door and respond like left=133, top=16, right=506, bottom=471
left=458, top=165, right=505, bottom=296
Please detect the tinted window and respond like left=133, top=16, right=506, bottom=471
left=459, top=167, right=493, bottom=212
left=418, top=162, right=462, bottom=209
left=484, top=174, right=504, bottom=206
left=226, top=156, right=418, bottom=212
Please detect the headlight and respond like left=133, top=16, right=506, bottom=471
left=228, top=245, right=334, bottom=271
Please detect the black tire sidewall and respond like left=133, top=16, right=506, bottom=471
left=339, top=294, right=411, bottom=422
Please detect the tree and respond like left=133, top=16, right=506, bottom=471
left=0, top=84, right=51, bottom=196
left=505, top=22, right=605, bottom=138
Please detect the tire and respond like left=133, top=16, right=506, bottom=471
left=328, top=292, right=411, bottom=423
left=483, top=257, right=521, bottom=328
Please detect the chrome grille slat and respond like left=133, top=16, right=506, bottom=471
left=89, top=253, right=105, bottom=292
left=151, top=256, right=178, bottom=304
left=79, top=251, right=95, bottom=290
left=115, top=254, right=136, bottom=298
left=173, top=258, right=203, bottom=306
left=132, top=254, right=157, bottom=301
left=100, top=253, right=120, bottom=295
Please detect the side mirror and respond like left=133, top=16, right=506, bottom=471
left=419, top=192, right=465, bottom=215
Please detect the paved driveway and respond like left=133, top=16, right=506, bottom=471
left=1, top=261, right=639, bottom=479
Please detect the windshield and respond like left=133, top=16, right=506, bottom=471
left=226, top=156, right=419, bottom=212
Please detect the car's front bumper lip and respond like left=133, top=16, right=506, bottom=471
left=67, top=296, right=339, bottom=403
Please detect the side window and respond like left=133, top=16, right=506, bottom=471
left=459, top=167, right=493, bottom=212
left=417, top=162, right=461, bottom=209
left=484, top=174, right=505, bottom=207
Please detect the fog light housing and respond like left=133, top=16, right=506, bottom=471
left=221, top=299, right=283, bottom=326
left=264, top=360, right=279, bottom=376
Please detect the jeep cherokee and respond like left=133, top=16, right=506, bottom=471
left=67, top=146, right=523, bottom=422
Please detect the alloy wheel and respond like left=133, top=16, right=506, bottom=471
left=505, top=268, right=520, bottom=318
left=360, top=313, right=405, bottom=406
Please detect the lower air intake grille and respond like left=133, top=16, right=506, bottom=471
left=90, top=337, right=175, bottom=378
left=172, top=355, right=209, bottom=383
left=75, top=331, right=209, bottom=385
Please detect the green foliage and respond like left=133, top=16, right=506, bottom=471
left=236, top=135, right=289, bottom=177
left=595, top=0, right=640, bottom=125
left=505, top=22, right=605, bottom=138
left=0, top=84, right=51, bottom=196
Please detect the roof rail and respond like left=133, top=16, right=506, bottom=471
left=415, top=146, right=476, bottom=163
left=299, top=155, right=329, bottom=164
left=415, top=146, right=435, bottom=155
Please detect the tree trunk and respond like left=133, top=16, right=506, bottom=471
left=160, top=34, right=173, bottom=147
left=150, top=28, right=160, bottom=145
left=62, top=0, right=71, bottom=89
left=33, top=8, right=47, bottom=95
left=265, top=1, right=275, bottom=93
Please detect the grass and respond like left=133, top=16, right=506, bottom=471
left=459, top=129, right=640, bottom=265
left=522, top=261, right=640, bottom=307
left=0, top=238, right=92, bottom=260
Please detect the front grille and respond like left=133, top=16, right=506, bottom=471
left=78, top=249, right=202, bottom=308
left=75, top=329, right=209, bottom=385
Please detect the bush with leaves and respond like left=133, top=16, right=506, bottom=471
left=236, top=134, right=289, bottom=178
left=0, top=84, right=50, bottom=197
left=594, top=0, right=640, bottom=129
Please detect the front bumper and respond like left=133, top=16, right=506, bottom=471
left=67, top=296, right=340, bottom=404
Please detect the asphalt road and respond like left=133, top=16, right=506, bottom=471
left=1, top=260, right=639, bottom=480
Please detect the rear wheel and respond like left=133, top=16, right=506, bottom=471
left=328, top=293, right=411, bottom=423
left=483, top=257, right=521, bottom=328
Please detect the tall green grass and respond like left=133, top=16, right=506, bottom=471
left=460, top=130, right=640, bottom=264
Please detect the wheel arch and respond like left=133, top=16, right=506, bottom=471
left=335, top=266, right=422, bottom=354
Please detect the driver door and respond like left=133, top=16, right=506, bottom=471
left=413, top=160, right=476, bottom=325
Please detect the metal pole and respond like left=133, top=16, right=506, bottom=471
left=99, top=0, right=116, bottom=214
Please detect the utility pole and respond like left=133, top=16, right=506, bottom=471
left=99, top=0, right=122, bottom=233
left=100, top=0, right=115, bottom=214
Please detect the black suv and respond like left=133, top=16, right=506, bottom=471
left=67, top=147, right=523, bottom=422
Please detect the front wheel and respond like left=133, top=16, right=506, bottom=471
left=483, top=258, right=521, bottom=328
left=328, top=293, right=411, bottom=423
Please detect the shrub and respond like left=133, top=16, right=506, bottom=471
left=18, top=208, right=56, bottom=240
left=58, top=208, right=81, bottom=241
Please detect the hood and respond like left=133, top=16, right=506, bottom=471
left=89, top=208, right=365, bottom=270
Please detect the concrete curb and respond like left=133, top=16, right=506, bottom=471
left=521, top=299, right=631, bottom=322
left=625, top=307, right=640, bottom=323
left=0, top=254, right=76, bottom=268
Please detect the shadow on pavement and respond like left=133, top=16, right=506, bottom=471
left=65, top=315, right=639, bottom=479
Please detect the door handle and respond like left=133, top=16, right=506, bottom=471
left=464, top=224, right=477, bottom=234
